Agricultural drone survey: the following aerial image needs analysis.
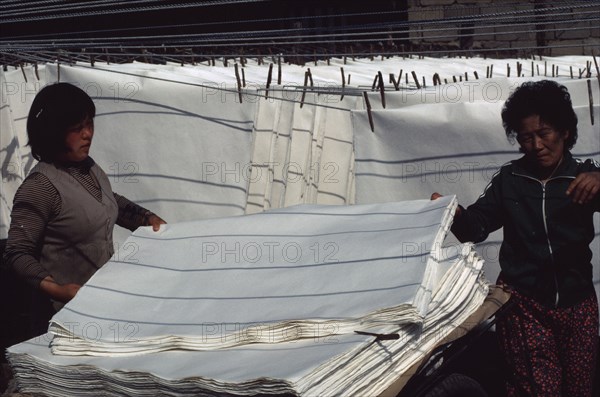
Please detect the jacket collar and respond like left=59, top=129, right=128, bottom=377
left=511, top=151, right=576, bottom=180
left=51, top=156, right=96, bottom=172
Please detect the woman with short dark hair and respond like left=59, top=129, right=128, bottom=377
left=4, top=82, right=166, bottom=330
left=433, top=80, right=600, bottom=396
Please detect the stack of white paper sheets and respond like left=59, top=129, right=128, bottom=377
left=8, top=196, right=489, bottom=396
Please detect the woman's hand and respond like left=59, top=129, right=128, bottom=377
left=40, top=276, right=81, bottom=303
left=431, top=192, right=462, bottom=217
left=566, top=172, right=600, bottom=204
left=147, top=214, right=167, bottom=231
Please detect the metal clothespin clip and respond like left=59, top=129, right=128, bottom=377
left=354, top=330, right=400, bottom=341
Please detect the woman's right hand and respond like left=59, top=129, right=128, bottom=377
left=431, top=192, right=462, bottom=217
left=40, top=276, right=81, bottom=303
left=430, top=192, right=443, bottom=200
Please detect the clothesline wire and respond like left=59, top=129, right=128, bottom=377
left=0, top=1, right=595, bottom=29
left=3, top=10, right=597, bottom=47
left=1, top=2, right=597, bottom=65
left=5, top=42, right=597, bottom=62
left=0, top=0, right=592, bottom=21
left=2, top=3, right=595, bottom=40
left=0, top=0, right=265, bottom=18
left=3, top=19, right=595, bottom=51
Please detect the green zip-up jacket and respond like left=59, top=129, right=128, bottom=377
left=451, top=152, right=600, bottom=308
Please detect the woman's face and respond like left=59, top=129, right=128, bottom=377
left=516, top=114, right=568, bottom=178
left=58, top=117, right=94, bottom=162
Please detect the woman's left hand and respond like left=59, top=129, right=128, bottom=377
left=566, top=172, right=600, bottom=204
left=147, top=214, right=167, bottom=231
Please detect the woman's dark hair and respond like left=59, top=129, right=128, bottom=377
left=501, top=80, right=578, bottom=151
left=27, top=82, right=96, bottom=161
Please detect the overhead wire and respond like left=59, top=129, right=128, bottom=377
left=1, top=1, right=597, bottom=64
left=0, top=0, right=267, bottom=21
left=2, top=8, right=597, bottom=50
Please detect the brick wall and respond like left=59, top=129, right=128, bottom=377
left=406, top=0, right=599, bottom=56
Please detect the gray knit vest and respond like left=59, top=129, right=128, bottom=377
left=31, top=161, right=118, bottom=289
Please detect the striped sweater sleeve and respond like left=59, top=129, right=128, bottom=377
left=114, top=193, right=155, bottom=232
left=3, top=173, right=60, bottom=287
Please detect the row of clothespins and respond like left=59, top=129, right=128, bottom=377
left=11, top=51, right=599, bottom=130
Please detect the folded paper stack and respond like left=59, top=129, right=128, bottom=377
left=8, top=196, right=489, bottom=396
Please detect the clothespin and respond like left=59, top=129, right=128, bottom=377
left=531, top=62, right=534, bottom=77
left=517, top=62, right=522, bottom=77
left=537, top=64, right=540, bottom=76
left=490, top=64, right=494, bottom=77
left=363, top=92, right=374, bottom=133
left=506, top=63, right=510, bottom=77
left=592, top=50, right=600, bottom=91
left=354, top=330, right=399, bottom=341
left=371, top=73, right=379, bottom=91
left=234, top=63, right=243, bottom=103
left=422, top=75, right=426, bottom=87
left=544, top=61, right=547, bottom=76
left=390, top=73, right=399, bottom=90
left=452, top=75, right=457, bottom=83
left=473, top=71, right=479, bottom=80
left=378, top=71, right=386, bottom=109
left=350, top=46, right=355, bottom=61
left=300, top=71, right=309, bottom=108
left=277, top=56, right=282, bottom=85
left=265, top=63, right=273, bottom=99
left=20, top=64, right=27, bottom=83
left=464, top=72, right=468, bottom=81
left=242, top=68, right=246, bottom=88
left=486, top=66, right=490, bottom=79
left=593, top=51, right=600, bottom=78
left=347, top=74, right=351, bottom=85
left=340, top=67, right=346, bottom=101
left=586, top=61, right=592, bottom=78
left=588, top=79, right=594, bottom=126
left=411, top=71, right=420, bottom=89
left=34, top=63, right=39, bottom=81
left=57, top=60, right=61, bottom=82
